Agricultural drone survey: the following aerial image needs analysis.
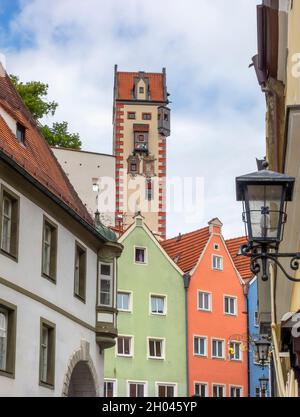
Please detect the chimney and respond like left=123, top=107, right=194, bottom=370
left=208, top=218, right=223, bottom=235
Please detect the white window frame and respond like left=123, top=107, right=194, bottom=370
left=213, top=243, right=219, bottom=251
left=229, top=341, right=242, bottom=361
left=193, top=335, right=207, bottom=357
left=127, top=380, right=148, bottom=397
left=212, top=254, right=223, bottom=271
left=0, top=307, right=8, bottom=371
left=98, top=261, right=114, bottom=307
left=117, top=290, right=132, bottom=312
left=197, top=290, right=212, bottom=312
left=147, top=337, right=165, bottom=360
left=42, top=223, right=52, bottom=277
left=155, top=382, right=178, bottom=397
left=229, top=385, right=243, bottom=397
left=211, top=338, right=225, bottom=359
left=224, top=295, right=237, bottom=316
left=134, top=246, right=148, bottom=265
left=1, top=196, right=12, bottom=253
left=116, top=335, right=134, bottom=357
left=194, top=381, right=208, bottom=397
left=104, top=379, right=117, bottom=397
left=212, top=384, right=226, bottom=397
left=149, top=293, right=167, bottom=316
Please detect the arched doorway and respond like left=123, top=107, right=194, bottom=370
left=68, top=361, right=97, bottom=397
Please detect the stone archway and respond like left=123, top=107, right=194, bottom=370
left=62, top=340, right=100, bottom=397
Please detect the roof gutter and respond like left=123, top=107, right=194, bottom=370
left=0, top=149, right=114, bottom=244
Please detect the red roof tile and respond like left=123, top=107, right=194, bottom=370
left=226, top=236, right=252, bottom=280
left=0, top=73, right=93, bottom=225
left=116, top=71, right=165, bottom=102
left=161, top=227, right=210, bottom=273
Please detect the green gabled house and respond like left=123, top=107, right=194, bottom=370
left=104, top=214, right=187, bottom=397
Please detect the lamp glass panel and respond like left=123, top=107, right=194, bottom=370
left=247, top=185, right=283, bottom=240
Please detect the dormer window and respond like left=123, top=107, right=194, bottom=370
left=16, top=123, right=25, bottom=144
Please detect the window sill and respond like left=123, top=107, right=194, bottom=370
left=193, top=354, right=208, bottom=358
left=74, top=293, right=86, bottom=304
left=0, top=369, right=15, bottom=379
left=0, top=249, right=18, bottom=263
left=117, top=354, right=133, bottom=358
left=148, top=356, right=165, bottom=360
left=41, top=273, right=56, bottom=284
left=118, top=309, right=132, bottom=313
left=150, top=312, right=166, bottom=316
left=224, top=313, right=237, bottom=317
left=197, top=309, right=212, bottom=313
left=211, top=357, right=225, bottom=361
left=39, top=380, right=55, bottom=390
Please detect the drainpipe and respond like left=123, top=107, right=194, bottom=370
left=183, top=273, right=191, bottom=396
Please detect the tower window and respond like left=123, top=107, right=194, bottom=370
left=16, top=123, right=25, bottom=143
left=127, top=112, right=136, bottom=120
left=139, top=86, right=144, bottom=94
left=142, top=113, right=151, bottom=120
left=146, top=179, right=153, bottom=201
left=128, top=155, right=140, bottom=174
left=134, top=132, right=148, bottom=152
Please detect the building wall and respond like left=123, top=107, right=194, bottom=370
left=248, top=277, right=270, bottom=397
left=104, top=220, right=187, bottom=396
left=0, top=177, right=103, bottom=396
left=188, top=226, right=248, bottom=396
left=52, top=148, right=116, bottom=226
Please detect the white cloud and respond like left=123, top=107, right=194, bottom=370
left=2, top=0, right=265, bottom=238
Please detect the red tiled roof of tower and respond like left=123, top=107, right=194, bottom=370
left=161, top=227, right=210, bottom=273
left=116, top=72, right=165, bottom=102
left=0, top=72, right=93, bottom=225
left=226, top=236, right=252, bottom=280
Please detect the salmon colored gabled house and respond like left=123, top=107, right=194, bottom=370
left=162, top=218, right=248, bottom=397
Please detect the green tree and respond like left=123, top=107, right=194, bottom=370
left=10, top=75, right=81, bottom=149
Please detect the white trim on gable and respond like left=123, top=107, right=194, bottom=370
left=118, top=216, right=184, bottom=275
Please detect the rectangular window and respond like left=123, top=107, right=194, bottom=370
left=224, top=296, right=236, bottom=315
left=139, top=86, right=144, bottom=94
left=194, top=336, right=207, bottom=356
left=212, top=255, right=223, bottom=270
left=117, top=336, right=132, bottom=356
left=42, top=218, right=57, bottom=281
left=255, top=387, right=260, bottom=397
left=157, top=384, right=175, bottom=397
left=117, top=292, right=131, bottom=311
left=229, top=341, right=242, bottom=361
left=104, top=380, right=115, bottom=397
left=149, top=339, right=164, bottom=359
left=150, top=295, right=166, bottom=315
left=127, top=112, right=136, bottom=119
left=194, top=383, right=207, bottom=397
left=74, top=242, right=86, bottom=301
left=99, top=262, right=113, bottom=306
left=146, top=179, right=153, bottom=201
left=129, top=382, right=145, bottom=397
left=134, top=132, right=148, bottom=152
left=212, top=339, right=224, bottom=359
left=16, top=122, right=25, bottom=143
left=198, top=291, right=211, bottom=311
left=142, top=113, right=151, bottom=120
left=135, top=247, right=146, bottom=264
left=254, top=311, right=259, bottom=326
left=230, top=386, right=242, bottom=397
left=39, top=319, right=55, bottom=388
left=213, top=385, right=225, bottom=397
left=0, top=301, right=17, bottom=377
left=0, top=187, right=19, bottom=259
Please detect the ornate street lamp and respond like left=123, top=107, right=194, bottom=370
left=254, top=335, right=271, bottom=366
left=259, top=375, right=269, bottom=393
left=236, top=169, right=300, bottom=282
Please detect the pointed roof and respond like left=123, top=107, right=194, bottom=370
left=161, top=227, right=210, bottom=273
left=225, top=236, right=252, bottom=281
left=116, top=70, right=166, bottom=102
left=0, top=69, right=115, bottom=241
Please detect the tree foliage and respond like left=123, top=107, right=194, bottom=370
left=10, top=74, right=81, bottom=149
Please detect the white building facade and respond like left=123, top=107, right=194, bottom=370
left=0, top=64, right=122, bottom=396
left=52, top=148, right=116, bottom=227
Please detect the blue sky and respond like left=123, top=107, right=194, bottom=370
left=0, top=0, right=266, bottom=238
